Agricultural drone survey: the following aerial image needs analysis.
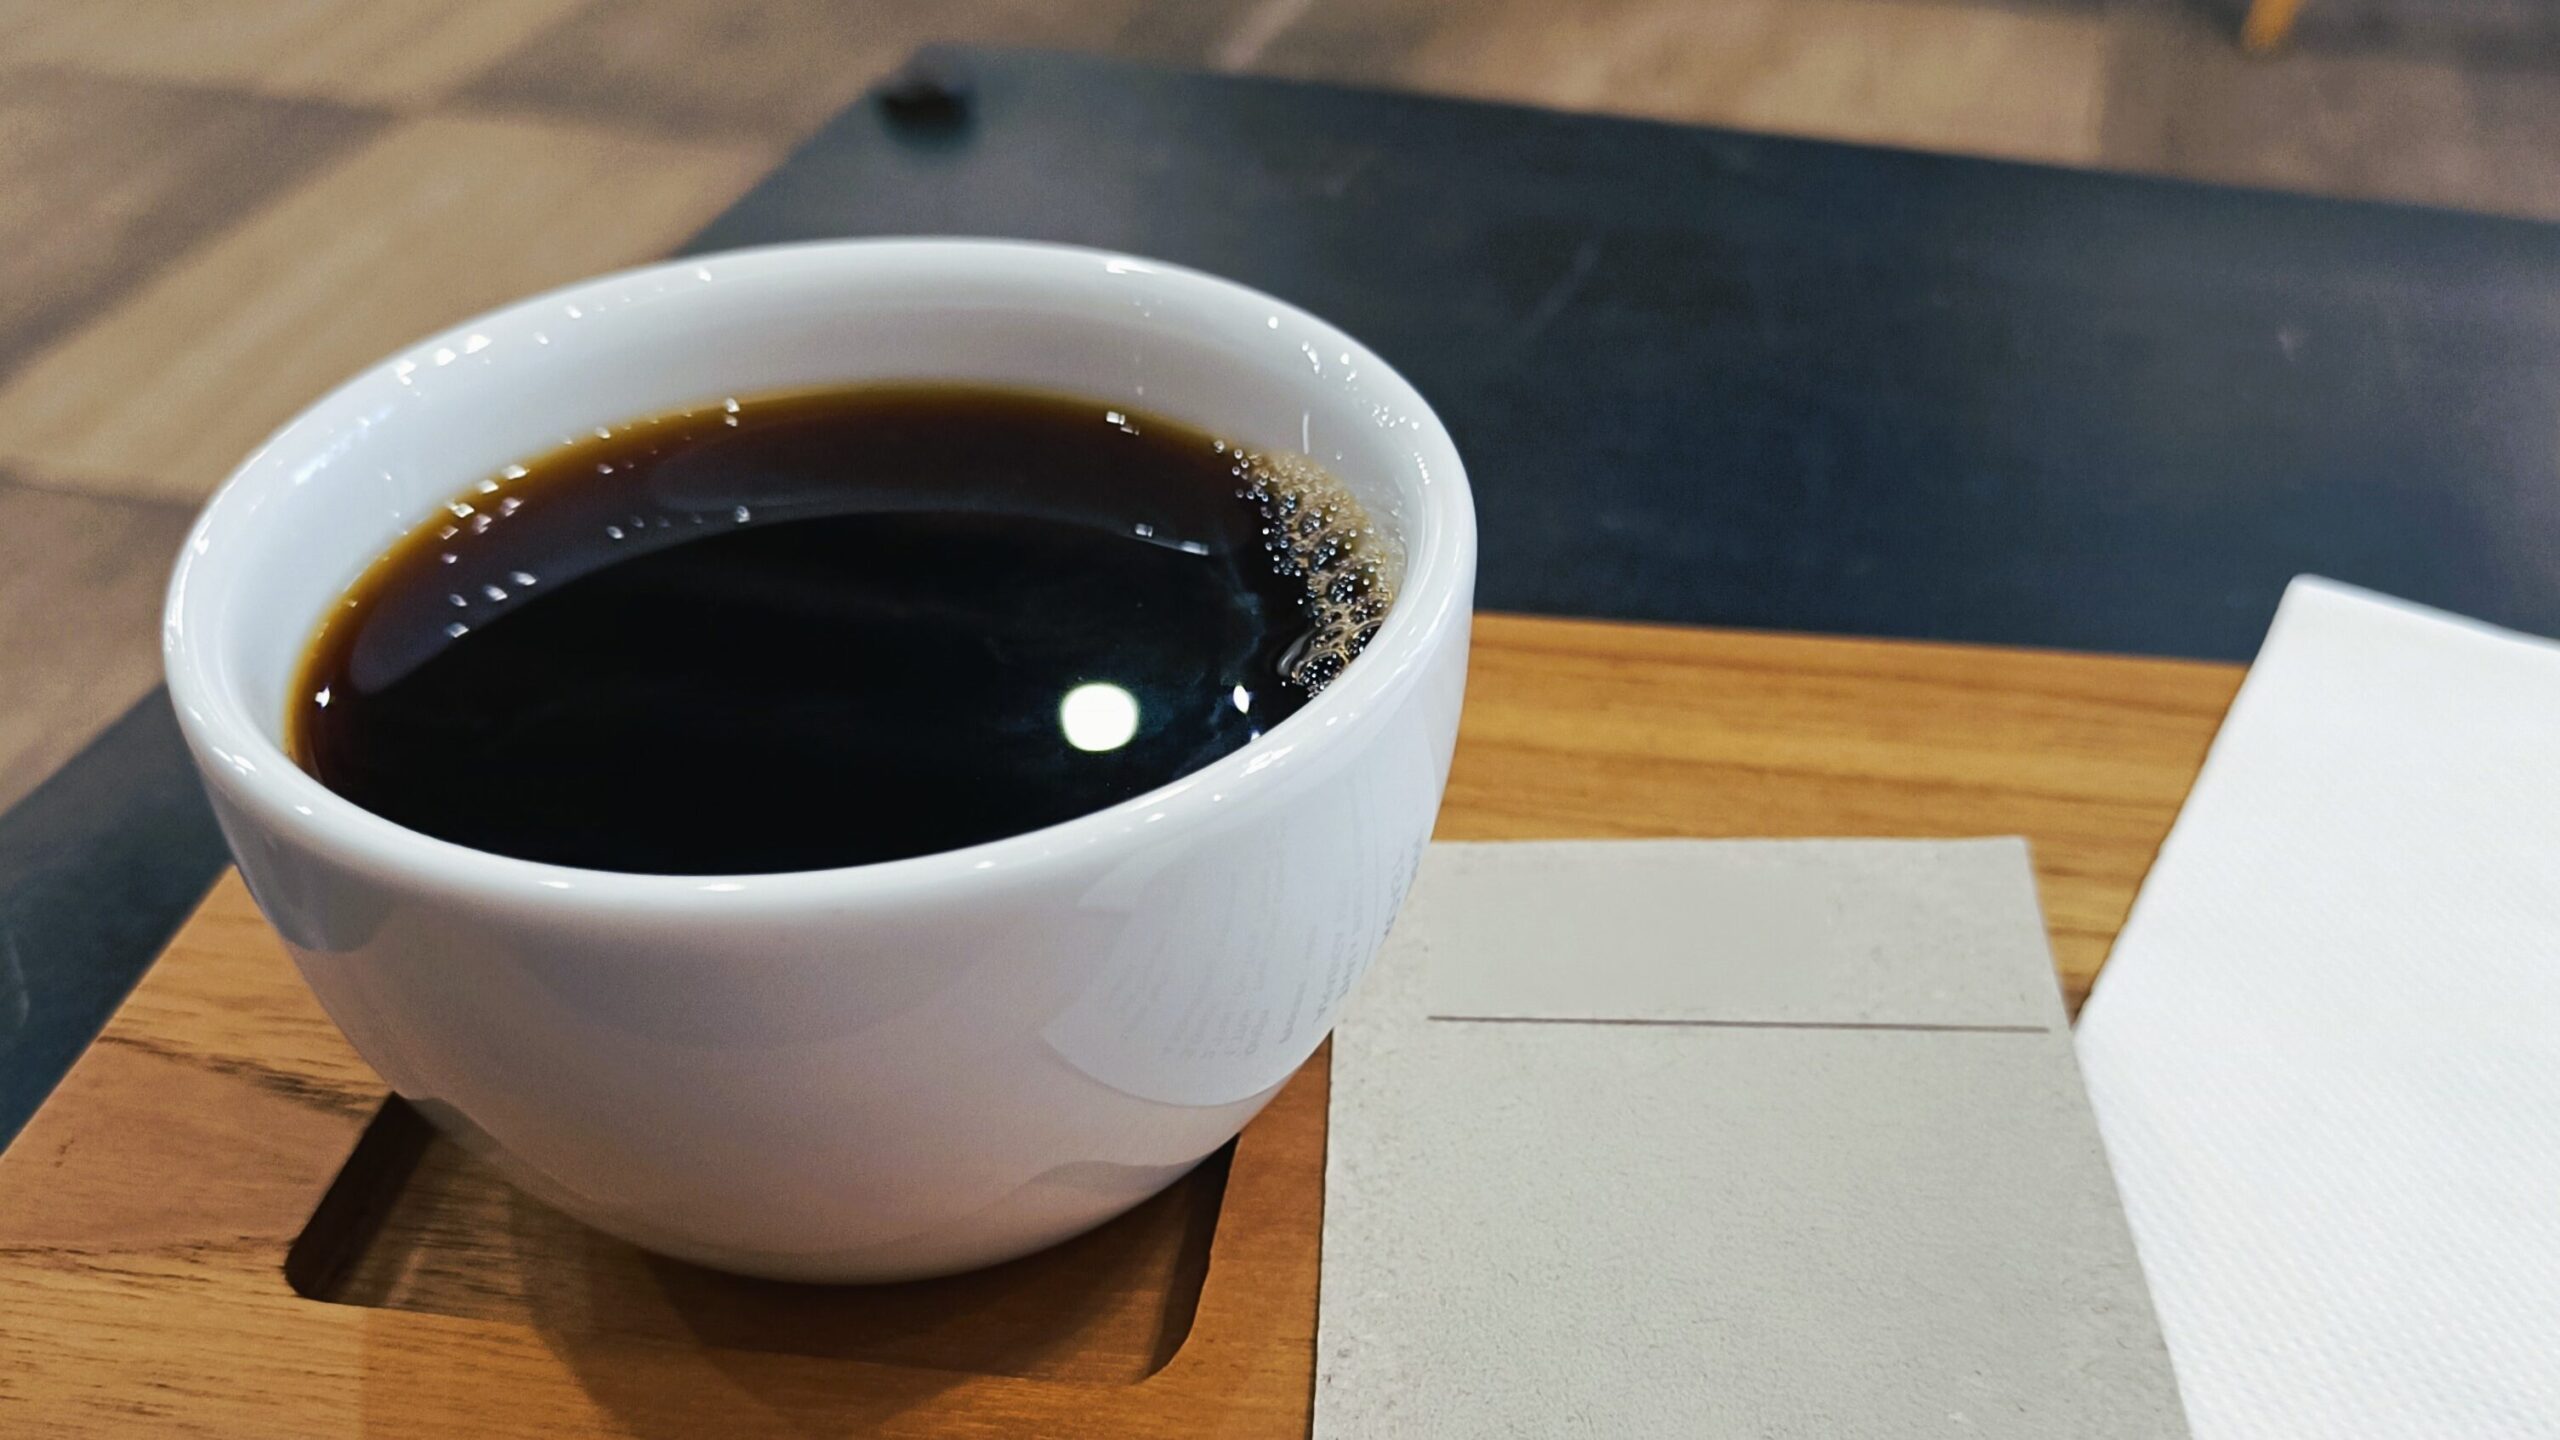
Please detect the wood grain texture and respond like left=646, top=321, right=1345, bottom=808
left=2102, top=2, right=2560, bottom=223
left=0, top=481, right=194, bottom=816
left=0, top=0, right=592, bottom=106
left=0, top=114, right=774, bottom=506
left=463, top=0, right=1178, bottom=142
left=0, top=613, right=2235, bottom=1435
left=0, top=68, right=380, bottom=381
left=306, top=1107, right=1233, bottom=1384
left=1253, top=0, right=2112, bottom=165
left=1444, top=616, right=2237, bottom=1010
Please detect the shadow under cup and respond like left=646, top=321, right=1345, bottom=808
left=163, top=239, right=1476, bottom=1281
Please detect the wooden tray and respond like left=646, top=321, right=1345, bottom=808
left=0, top=614, right=2238, bottom=1436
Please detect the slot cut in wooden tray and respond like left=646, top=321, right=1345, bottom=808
left=285, top=1098, right=1238, bottom=1385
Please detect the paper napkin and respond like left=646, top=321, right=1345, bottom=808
left=2079, top=577, right=2560, bottom=1437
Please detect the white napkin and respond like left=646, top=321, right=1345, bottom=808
left=2077, top=577, right=2560, bottom=1438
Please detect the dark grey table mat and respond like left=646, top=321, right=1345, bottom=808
left=699, top=45, right=2560, bottom=662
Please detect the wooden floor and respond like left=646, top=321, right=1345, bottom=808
left=7, top=0, right=2560, bottom=810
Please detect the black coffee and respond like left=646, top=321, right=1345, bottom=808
left=288, top=384, right=1394, bottom=874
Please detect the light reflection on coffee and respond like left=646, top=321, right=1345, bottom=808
left=287, top=383, right=1397, bottom=875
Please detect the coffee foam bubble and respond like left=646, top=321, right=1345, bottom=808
left=1232, top=450, right=1400, bottom=695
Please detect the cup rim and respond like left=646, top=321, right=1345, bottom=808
left=163, top=238, right=1474, bottom=909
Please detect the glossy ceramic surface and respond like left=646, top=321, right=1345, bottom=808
left=164, top=240, right=1475, bottom=1280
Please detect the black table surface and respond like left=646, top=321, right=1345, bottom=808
left=9, top=45, right=2560, bottom=1144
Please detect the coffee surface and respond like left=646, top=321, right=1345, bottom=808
left=288, top=384, right=1394, bottom=874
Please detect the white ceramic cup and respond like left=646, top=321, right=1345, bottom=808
left=163, top=239, right=1473, bottom=1282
